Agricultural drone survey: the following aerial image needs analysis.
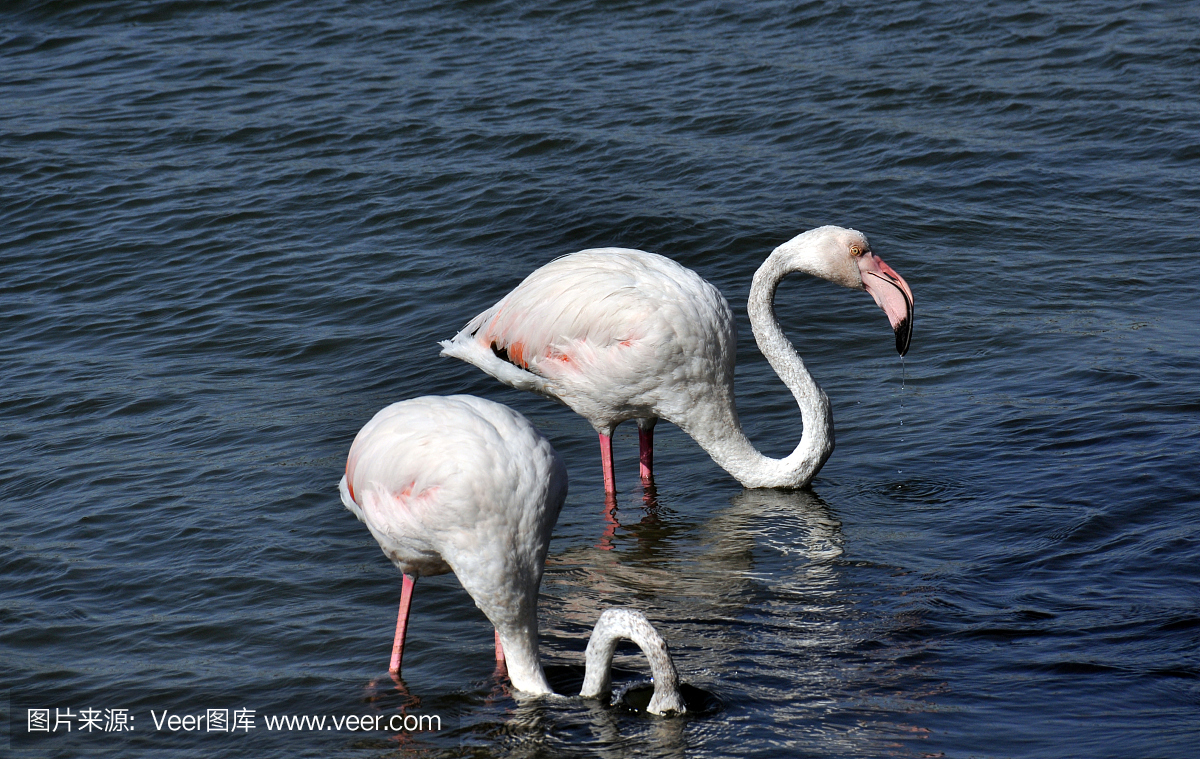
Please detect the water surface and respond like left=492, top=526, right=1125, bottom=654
left=3, top=1, right=1198, bottom=757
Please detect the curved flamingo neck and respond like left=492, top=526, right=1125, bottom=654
left=580, top=609, right=686, bottom=715
left=681, top=247, right=834, bottom=489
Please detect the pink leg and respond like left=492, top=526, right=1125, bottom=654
left=599, top=432, right=616, bottom=495
left=489, top=630, right=511, bottom=697
left=388, top=573, right=416, bottom=675
left=638, top=425, right=654, bottom=484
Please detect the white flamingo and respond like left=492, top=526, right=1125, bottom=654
left=339, top=395, right=686, bottom=715
left=440, top=226, right=914, bottom=493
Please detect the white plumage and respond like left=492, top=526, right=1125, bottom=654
left=440, top=225, right=914, bottom=492
left=340, top=395, right=686, bottom=714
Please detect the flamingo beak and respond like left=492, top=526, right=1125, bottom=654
left=858, top=252, right=914, bottom=356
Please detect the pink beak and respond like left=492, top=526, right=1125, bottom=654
left=858, top=252, right=914, bottom=356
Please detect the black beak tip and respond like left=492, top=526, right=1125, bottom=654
left=895, top=316, right=912, bottom=357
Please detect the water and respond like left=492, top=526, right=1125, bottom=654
left=3, top=0, right=1198, bottom=756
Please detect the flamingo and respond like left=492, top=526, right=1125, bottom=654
left=439, top=225, right=914, bottom=493
left=339, top=395, right=686, bottom=715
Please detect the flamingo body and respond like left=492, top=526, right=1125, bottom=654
left=441, top=249, right=737, bottom=436
left=340, top=395, right=688, bottom=714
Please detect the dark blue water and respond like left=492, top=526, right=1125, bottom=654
left=3, top=1, right=1198, bottom=756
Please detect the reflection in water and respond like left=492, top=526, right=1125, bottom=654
left=523, top=487, right=937, bottom=757
left=545, top=487, right=846, bottom=633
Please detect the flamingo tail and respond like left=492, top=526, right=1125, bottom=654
left=438, top=330, right=556, bottom=398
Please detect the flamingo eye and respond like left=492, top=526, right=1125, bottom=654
left=850, top=245, right=863, bottom=257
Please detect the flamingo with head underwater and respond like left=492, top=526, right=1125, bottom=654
left=340, top=394, right=686, bottom=715
left=439, top=225, right=914, bottom=494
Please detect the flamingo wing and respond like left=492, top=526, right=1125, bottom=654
left=441, top=248, right=737, bottom=424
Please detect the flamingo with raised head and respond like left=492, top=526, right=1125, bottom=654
left=440, top=226, right=914, bottom=494
left=339, top=395, right=686, bottom=714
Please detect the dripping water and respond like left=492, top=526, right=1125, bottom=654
left=898, top=356, right=906, bottom=476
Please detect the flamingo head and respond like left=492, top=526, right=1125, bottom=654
left=776, top=226, right=915, bottom=356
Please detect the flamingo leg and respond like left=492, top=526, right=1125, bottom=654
left=599, top=432, right=616, bottom=495
left=388, top=573, right=417, bottom=675
left=638, top=425, right=655, bottom=485
left=490, top=628, right=509, bottom=682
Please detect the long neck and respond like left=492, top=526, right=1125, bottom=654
left=489, top=592, right=554, bottom=695
left=681, top=249, right=834, bottom=489
left=580, top=608, right=686, bottom=716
